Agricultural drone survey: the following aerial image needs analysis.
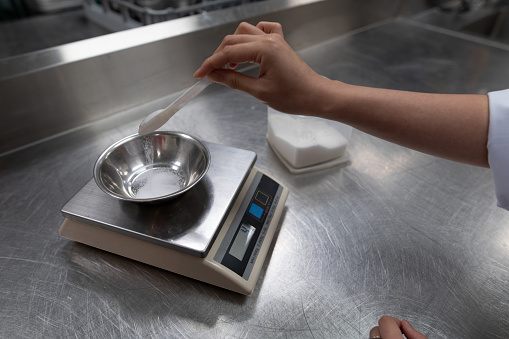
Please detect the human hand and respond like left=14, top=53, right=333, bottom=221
left=369, top=316, right=428, bottom=339
left=194, top=21, right=335, bottom=116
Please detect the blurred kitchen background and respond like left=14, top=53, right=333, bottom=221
left=1, top=0, right=508, bottom=60
left=1, top=0, right=508, bottom=156
left=0, top=0, right=272, bottom=58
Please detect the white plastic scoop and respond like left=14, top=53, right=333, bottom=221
left=138, top=76, right=212, bottom=135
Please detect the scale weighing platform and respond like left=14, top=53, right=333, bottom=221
left=59, top=142, right=289, bottom=295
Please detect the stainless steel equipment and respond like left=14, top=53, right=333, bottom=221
left=94, top=132, right=211, bottom=202
left=25, top=0, right=82, bottom=13
left=2, top=0, right=509, bottom=337
left=415, top=0, right=509, bottom=43
left=83, top=0, right=270, bottom=31
left=135, top=0, right=202, bottom=10
left=62, top=142, right=289, bottom=294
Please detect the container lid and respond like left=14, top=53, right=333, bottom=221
left=267, top=138, right=350, bottom=174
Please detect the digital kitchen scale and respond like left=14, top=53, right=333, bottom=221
left=59, top=142, right=289, bottom=295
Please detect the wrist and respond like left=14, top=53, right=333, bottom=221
left=315, top=78, right=354, bottom=122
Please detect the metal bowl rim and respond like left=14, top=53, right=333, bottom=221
left=93, top=131, right=211, bottom=203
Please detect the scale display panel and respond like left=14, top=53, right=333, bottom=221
left=214, top=172, right=283, bottom=280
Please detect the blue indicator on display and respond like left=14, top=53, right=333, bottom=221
left=249, top=203, right=264, bottom=219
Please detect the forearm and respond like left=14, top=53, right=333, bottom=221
left=194, top=21, right=490, bottom=168
left=320, top=80, right=490, bottom=167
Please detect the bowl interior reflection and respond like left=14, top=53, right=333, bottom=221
left=94, top=132, right=210, bottom=203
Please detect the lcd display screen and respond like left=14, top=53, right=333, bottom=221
left=229, top=223, right=256, bottom=261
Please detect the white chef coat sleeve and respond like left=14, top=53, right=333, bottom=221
left=487, top=89, right=509, bottom=210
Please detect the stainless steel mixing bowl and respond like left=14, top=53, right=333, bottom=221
left=94, top=132, right=210, bottom=203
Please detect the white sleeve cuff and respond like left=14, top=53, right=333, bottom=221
left=487, top=89, right=509, bottom=210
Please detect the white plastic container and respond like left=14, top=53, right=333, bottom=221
left=266, top=106, right=352, bottom=173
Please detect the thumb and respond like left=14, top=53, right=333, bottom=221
left=401, top=320, right=428, bottom=339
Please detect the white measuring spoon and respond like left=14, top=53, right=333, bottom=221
left=138, top=76, right=213, bottom=135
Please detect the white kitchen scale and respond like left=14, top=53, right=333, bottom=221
left=59, top=142, right=289, bottom=295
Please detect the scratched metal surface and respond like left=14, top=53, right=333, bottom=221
left=1, top=18, right=509, bottom=338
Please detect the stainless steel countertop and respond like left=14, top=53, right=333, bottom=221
left=1, top=18, right=509, bottom=338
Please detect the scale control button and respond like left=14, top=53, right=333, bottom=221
left=249, top=203, right=264, bottom=219
left=255, top=190, right=269, bottom=205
